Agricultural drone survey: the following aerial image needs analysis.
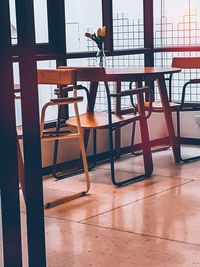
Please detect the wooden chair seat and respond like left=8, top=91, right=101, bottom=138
left=144, top=101, right=180, bottom=112
left=66, top=111, right=139, bottom=129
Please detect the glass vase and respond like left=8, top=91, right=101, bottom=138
left=96, top=45, right=106, bottom=67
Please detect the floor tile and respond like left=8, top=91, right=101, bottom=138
left=46, top=217, right=200, bottom=267
left=20, top=213, right=200, bottom=267
left=2, top=145, right=200, bottom=266
left=99, top=146, right=200, bottom=180
left=41, top=168, right=190, bottom=222
left=83, top=180, right=200, bottom=246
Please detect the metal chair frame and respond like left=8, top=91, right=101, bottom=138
left=170, top=57, right=200, bottom=162
left=61, top=82, right=153, bottom=186
left=51, top=85, right=96, bottom=180
left=17, top=69, right=90, bottom=208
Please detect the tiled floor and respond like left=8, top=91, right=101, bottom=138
left=3, top=145, right=200, bottom=266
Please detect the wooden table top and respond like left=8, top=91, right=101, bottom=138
left=105, top=66, right=181, bottom=75
left=59, top=66, right=181, bottom=82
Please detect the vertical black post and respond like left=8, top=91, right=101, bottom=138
left=143, top=0, right=154, bottom=67
left=0, top=1, right=22, bottom=266
left=48, top=0, right=67, bottom=175
left=102, top=0, right=113, bottom=52
left=47, top=0, right=66, bottom=55
left=15, top=0, right=46, bottom=266
left=143, top=0, right=154, bottom=100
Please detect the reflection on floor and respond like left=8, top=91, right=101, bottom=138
left=4, top=145, right=200, bottom=266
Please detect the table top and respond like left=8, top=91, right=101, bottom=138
left=59, top=66, right=181, bottom=82
left=105, top=66, right=181, bottom=75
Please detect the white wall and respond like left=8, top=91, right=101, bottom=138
left=180, top=112, right=200, bottom=138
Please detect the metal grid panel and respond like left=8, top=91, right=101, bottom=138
left=113, top=13, right=144, bottom=49
left=155, top=52, right=200, bottom=103
left=87, top=14, right=144, bottom=112
left=155, top=9, right=200, bottom=46
left=86, top=10, right=200, bottom=110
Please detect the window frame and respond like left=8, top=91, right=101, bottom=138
left=11, top=0, right=200, bottom=63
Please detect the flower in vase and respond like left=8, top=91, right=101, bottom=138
left=85, top=26, right=106, bottom=50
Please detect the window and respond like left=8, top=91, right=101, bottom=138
left=33, top=0, right=49, bottom=43
left=9, top=0, right=49, bottom=45
left=14, top=61, right=57, bottom=126
left=64, top=0, right=102, bottom=53
left=154, top=0, right=200, bottom=46
left=9, top=0, right=17, bottom=45
left=112, top=0, right=144, bottom=50
left=154, top=51, right=200, bottom=102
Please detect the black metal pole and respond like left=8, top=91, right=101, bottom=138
left=47, top=0, right=66, bottom=55
left=0, top=0, right=22, bottom=266
left=102, top=0, right=113, bottom=52
left=143, top=0, right=154, bottom=67
left=15, top=0, right=46, bottom=266
left=143, top=0, right=155, bottom=100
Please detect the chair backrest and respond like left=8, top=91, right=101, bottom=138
left=37, top=69, right=77, bottom=86
left=58, top=66, right=107, bottom=82
left=172, top=57, right=200, bottom=69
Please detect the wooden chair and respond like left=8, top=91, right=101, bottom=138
left=61, top=77, right=153, bottom=187
left=18, top=69, right=90, bottom=208
left=131, top=57, right=200, bottom=162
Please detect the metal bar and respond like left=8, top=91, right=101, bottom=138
left=143, top=0, right=154, bottom=67
left=102, top=0, right=113, bottom=52
left=136, top=81, right=153, bottom=175
left=15, top=0, right=46, bottom=266
left=0, top=0, right=22, bottom=266
left=114, top=82, right=121, bottom=158
left=47, top=0, right=66, bottom=54
left=157, top=74, right=180, bottom=163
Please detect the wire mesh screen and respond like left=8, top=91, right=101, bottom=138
left=87, top=13, right=144, bottom=112
left=113, top=13, right=144, bottom=49
left=155, top=11, right=200, bottom=47
left=154, top=7, right=200, bottom=102
left=154, top=53, right=200, bottom=103
left=86, top=11, right=200, bottom=110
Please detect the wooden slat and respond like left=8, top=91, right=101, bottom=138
left=50, top=96, right=83, bottom=104
left=37, top=69, right=76, bottom=85
left=66, top=111, right=136, bottom=129
left=172, top=57, right=200, bottom=69
left=58, top=66, right=107, bottom=81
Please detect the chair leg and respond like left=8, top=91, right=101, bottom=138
left=45, top=102, right=90, bottom=208
left=177, top=111, right=200, bottom=162
left=104, top=81, right=153, bottom=187
left=90, top=129, right=97, bottom=168
left=52, top=105, right=65, bottom=180
left=17, top=138, right=25, bottom=199
left=108, top=124, right=153, bottom=187
left=176, top=110, right=181, bottom=160
left=131, top=117, right=171, bottom=156
left=79, top=134, right=90, bottom=192
left=130, top=121, right=137, bottom=155
left=139, top=116, right=153, bottom=177
left=45, top=134, right=90, bottom=208
left=52, top=105, right=90, bottom=180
